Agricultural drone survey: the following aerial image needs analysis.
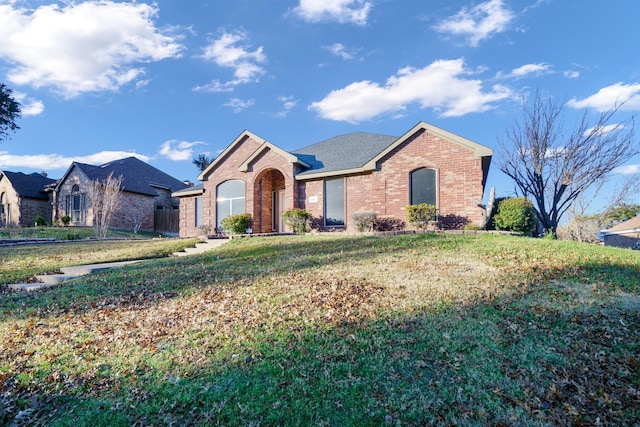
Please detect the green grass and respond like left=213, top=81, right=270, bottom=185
left=0, top=233, right=638, bottom=426
left=0, top=226, right=159, bottom=241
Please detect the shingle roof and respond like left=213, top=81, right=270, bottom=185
left=71, top=157, right=188, bottom=196
left=292, top=132, right=398, bottom=177
left=603, top=215, right=640, bottom=233
left=1, top=171, right=57, bottom=200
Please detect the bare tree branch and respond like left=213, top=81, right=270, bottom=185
left=88, top=172, right=124, bottom=239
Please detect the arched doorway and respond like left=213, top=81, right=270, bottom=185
left=253, top=169, right=286, bottom=234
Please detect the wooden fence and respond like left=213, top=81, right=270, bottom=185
left=154, top=209, right=180, bottom=234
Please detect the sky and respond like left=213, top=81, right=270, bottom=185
left=1, top=0, right=639, bottom=214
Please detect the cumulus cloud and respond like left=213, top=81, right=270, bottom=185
left=309, top=58, right=513, bottom=123
left=613, top=164, right=640, bottom=175
left=0, top=150, right=150, bottom=171
left=498, top=63, right=552, bottom=79
left=567, top=82, right=640, bottom=112
left=323, top=42, right=357, bottom=60
left=224, top=98, right=255, bottom=113
left=159, top=140, right=205, bottom=161
left=293, top=0, right=371, bottom=26
left=194, top=30, right=266, bottom=93
left=0, top=1, right=183, bottom=98
left=13, top=92, right=44, bottom=116
left=433, top=0, right=514, bottom=47
left=276, top=96, right=298, bottom=117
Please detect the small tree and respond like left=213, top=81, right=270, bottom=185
left=88, top=172, right=124, bottom=239
left=0, top=83, right=21, bottom=142
left=493, top=197, right=537, bottom=235
left=282, top=208, right=312, bottom=234
left=193, top=153, right=214, bottom=172
left=499, top=90, right=638, bottom=236
left=406, top=204, right=438, bottom=230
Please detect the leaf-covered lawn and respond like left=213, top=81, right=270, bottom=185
left=0, top=233, right=638, bottom=426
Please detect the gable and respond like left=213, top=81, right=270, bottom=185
left=1, top=171, right=57, bottom=200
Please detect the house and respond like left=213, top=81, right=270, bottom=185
left=173, top=121, right=493, bottom=238
left=54, top=157, right=189, bottom=233
left=598, top=215, right=640, bottom=249
left=0, top=171, right=57, bottom=227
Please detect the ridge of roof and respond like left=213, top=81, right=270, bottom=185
left=1, top=170, right=57, bottom=199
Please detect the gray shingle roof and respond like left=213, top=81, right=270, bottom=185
left=1, top=171, right=57, bottom=199
left=292, top=132, right=398, bottom=176
left=71, top=157, right=188, bottom=196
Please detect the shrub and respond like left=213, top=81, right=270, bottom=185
left=220, top=213, right=252, bottom=235
left=34, top=215, right=46, bottom=226
left=282, top=209, right=312, bottom=234
left=374, top=217, right=406, bottom=232
left=493, top=197, right=537, bottom=235
left=406, top=204, right=438, bottom=230
left=351, top=211, right=377, bottom=232
left=60, top=215, right=71, bottom=226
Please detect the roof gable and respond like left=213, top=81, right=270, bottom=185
left=57, top=157, right=188, bottom=196
left=1, top=171, right=57, bottom=200
left=198, top=130, right=266, bottom=181
left=239, top=141, right=310, bottom=172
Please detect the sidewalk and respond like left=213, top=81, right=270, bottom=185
left=7, top=238, right=229, bottom=292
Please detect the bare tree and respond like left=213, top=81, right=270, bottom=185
left=89, top=172, right=124, bottom=239
left=499, top=91, right=638, bottom=236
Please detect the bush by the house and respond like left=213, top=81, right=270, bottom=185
left=282, top=209, right=312, bottom=234
left=220, top=213, right=252, bottom=235
left=493, top=197, right=537, bottom=235
left=34, top=215, right=46, bottom=226
left=373, top=217, right=406, bottom=232
left=60, top=215, right=71, bottom=226
left=351, top=211, right=377, bottom=232
left=406, top=204, right=438, bottom=230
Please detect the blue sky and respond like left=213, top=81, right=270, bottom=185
left=1, top=0, right=639, bottom=212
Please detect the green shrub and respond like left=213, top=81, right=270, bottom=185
left=220, top=213, right=252, bottom=235
left=406, top=204, right=438, bottom=230
left=282, top=209, right=312, bottom=234
left=493, top=197, right=537, bottom=235
left=34, top=215, right=46, bottom=226
left=351, top=211, right=377, bottom=232
left=373, top=217, right=406, bottom=232
left=61, top=215, right=71, bottom=226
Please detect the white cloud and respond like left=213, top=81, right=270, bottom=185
left=0, top=150, right=150, bottom=171
left=323, top=42, right=357, bottom=60
left=498, top=63, right=551, bottom=79
left=293, top=0, right=371, bottom=26
left=13, top=91, right=44, bottom=116
left=433, top=0, right=514, bottom=47
left=563, top=70, right=580, bottom=79
left=159, top=140, right=205, bottom=161
left=276, top=96, right=298, bottom=117
left=613, top=164, right=640, bottom=175
left=567, top=83, right=640, bottom=112
left=195, top=30, right=266, bottom=93
left=224, top=98, right=255, bottom=113
left=584, top=123, right=623, bottom=137
left=309, top=58, right=513, bottom=123
left=0, top=1, right=183, bottom=98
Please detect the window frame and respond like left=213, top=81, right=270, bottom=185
left=409, top=167, right=438, bottom=206
left=216, top=180, right=245, bottom=229
left=324, top=177, right=345, bottom=227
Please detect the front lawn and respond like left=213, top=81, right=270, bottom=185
left=0, top=233, right=638, bottom=426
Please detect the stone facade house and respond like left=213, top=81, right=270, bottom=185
left=54, top=157, right=189, bottom=233
left=173, top=121, right=493, bottom=238
left=0, top=171, right=57, bottom=227
left=598, top=215, right=640, bottom=249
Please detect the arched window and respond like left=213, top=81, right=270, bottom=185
left=71, top=184, right=84, bottom=222
left=216, top=180, right=245, bottom=228
left=410, top=168, right=437, bottom=205
left=0, top=192, right=7, bottom=226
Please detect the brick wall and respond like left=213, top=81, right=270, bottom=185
left=0, top=176, right=53, bottom=227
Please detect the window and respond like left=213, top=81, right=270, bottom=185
left=216, top=180, right=245, bottom=228
left=324, top=177, right=345, bottom=226
left=0, top=192, right=7, bottom=226
left=71, top=184, right=84, bottom=222
left=410, top=168, right=437, bottom=205
left=195, top=196, right=204, bottom=227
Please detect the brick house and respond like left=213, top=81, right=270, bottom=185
left=173, top=121, right=493, bottom=238
left=0, top=171, right=57, bottom=227
left=54, top=157, right=189, bottom=233
left=598, top=215, right=640, bottom=249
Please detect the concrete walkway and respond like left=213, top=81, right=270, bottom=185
left=7, top=238, right=229, bottom=292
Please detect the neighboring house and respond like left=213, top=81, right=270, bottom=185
left=54, top=157, right=189, bottom=233
left=0, top=171, right=57, bottom=227
left=598, top=215, right=640, bottom=249
left=173, top=121, right=492, bottom=238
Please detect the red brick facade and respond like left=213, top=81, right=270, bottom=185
left=175, top=123, right=492, bottom=237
